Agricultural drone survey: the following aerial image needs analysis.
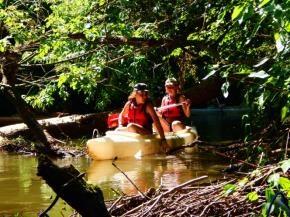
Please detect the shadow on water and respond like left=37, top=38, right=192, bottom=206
left=189, top=107, right=249, bottom=142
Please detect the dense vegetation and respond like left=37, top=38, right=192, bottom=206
left=1, top=0, right=289, bottom=117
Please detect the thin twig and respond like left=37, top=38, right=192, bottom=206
left=285, top=130, right=289, bottom=159
left=108, top=196, right=123, bottom=213
left=112, top=159, right=148, bottom=199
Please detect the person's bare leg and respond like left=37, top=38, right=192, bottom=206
left=172, top=121, right=186, bottom=132
left=127, top=123, right=151, bottom=135
left=156, top=117, right=171, bottom=132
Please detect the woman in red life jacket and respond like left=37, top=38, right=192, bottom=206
left=117, top=83, right=169, bottom=152
left=157, top=78, right=191, bottom=132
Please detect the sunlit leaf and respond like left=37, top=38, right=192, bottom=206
left=170, top=48, right=183, bottom=57
left=223, top=184, right=236, bottom=195
left=281, top=106, right=289, bottom=122
left=259, top=0, right=271, bottom=8
left=221, top=81, right=229, bottom=98
left=247, top=191, right=259, bottom=202
left=280, top=159, right=290, bottom=173
left=253, top=58, right=270, bottom=68
left=274, top=33, right=285, bottom=53
left=265, top=188, right=275, bottom=201
left=238, top=177, right=249, bottom=187
left=248, top=70, right=269, bottom=79
left=268, top=173, right=280, bottom=187
left=278, top=177, right=290, bottom=191
left=286, top=21, right=290, bottom=32
left=203, top=70, right=216, bottom=80
left=231, top=5, right=245, bottom=20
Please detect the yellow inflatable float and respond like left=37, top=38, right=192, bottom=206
left=86, top=126, right=198, bottom=160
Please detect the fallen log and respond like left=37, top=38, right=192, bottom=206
left=0, top=116, right=23, bottom=127
left=0, top=112, right=109, bottom=140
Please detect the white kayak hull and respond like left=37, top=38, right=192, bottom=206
left=87, top=126, right=198, bottom=160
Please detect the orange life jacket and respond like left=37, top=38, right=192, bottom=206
left=128, top=100, right=153, bottom=131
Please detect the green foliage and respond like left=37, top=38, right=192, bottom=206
left=262, top=174, right=290, bottom=216
left=0, top=0, right=288, bottom=121
left=223, top=183, right=236, bottom=195
left=280, top=159, right=290, bottom=174
left=247, top=191, right=259, bottom=202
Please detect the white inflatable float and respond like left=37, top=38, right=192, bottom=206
left=87, top=126, right=198, bottom=160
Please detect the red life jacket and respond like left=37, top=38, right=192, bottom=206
left=128, top=100, right=153, bottom=131
left=161, top=95, right=183, bottom=121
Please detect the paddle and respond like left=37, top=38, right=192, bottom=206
left=155, top=102, right=185, bottom=111
left=107, top=102, right=185, bottom=128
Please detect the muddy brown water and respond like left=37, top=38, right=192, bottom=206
left=0, top=150, right=228, bottom=216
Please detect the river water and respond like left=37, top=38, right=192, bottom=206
left=0, top=107, right=246, bottom=216
left=0, top=151, right=227, bottom=216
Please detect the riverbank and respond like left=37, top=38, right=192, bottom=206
left=106, top=161, right=290, bottom=216
left=0, top=136, right=86, bottom=157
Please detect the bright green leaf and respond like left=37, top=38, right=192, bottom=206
left=231, top=5, right=245, bottom=20
left=170, top=48, right=183, bottom=57
left=278, top=177, right=290, bottom=191
left=285, top=21, right=290, bottom=32
left=281, top=106, right=289, bottom=121
left=247, top=191, right=259, bottom=202
left=265, top=188, right=275, bottom=201
left=223, top=184, right=236, bottom=195
left=259, top=0, right=271, bottom=8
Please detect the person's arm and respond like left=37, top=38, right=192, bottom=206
left=179, top=95, right=191, bottom=117
left=118, top=101, right=130, bottom=127
left=146, top=102, right=165, bottom=139
left=155, top=97, right=166, bottom=117
left=146, top=102, right=170, bottom=153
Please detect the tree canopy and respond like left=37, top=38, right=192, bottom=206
left=0, top=0, right=289, bottom=121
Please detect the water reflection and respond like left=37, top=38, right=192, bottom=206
left=86, top=152, right=227, bottom=199
left=0, top=153, right=86, bottom=216
left=0, top=151, right=227, bottom=215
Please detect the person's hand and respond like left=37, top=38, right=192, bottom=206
left=154, top=107, right=162, bottom=117
left=160, top=139, right=171, bottom=154
left=185, top=99, right=191, bottom=106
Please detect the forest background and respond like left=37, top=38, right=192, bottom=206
left=0, top=0, right=289, bottom=216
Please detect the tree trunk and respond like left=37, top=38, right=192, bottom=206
left=185, top=76, right=223, bottom=106
left=38, top=156, right=110, bottom=217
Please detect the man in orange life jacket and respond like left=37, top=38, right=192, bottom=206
left=157, top=78, right=191, bottom=132
left=117, top=83, right=169, bottom=152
